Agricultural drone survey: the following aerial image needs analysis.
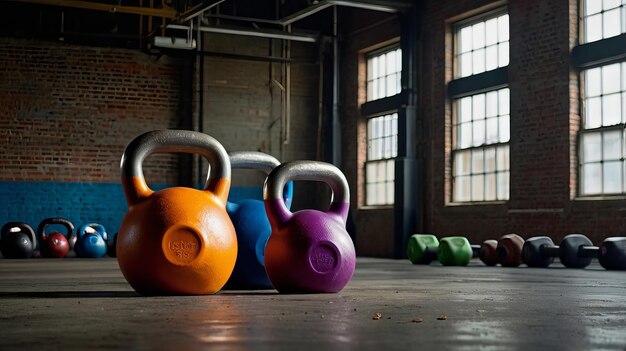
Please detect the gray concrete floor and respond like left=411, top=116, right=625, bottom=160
left=1, top=258, right=626, bottom=350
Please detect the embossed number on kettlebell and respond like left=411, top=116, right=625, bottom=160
left=309, top=245, right=338, bottom=273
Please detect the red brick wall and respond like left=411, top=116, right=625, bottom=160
left=420, top=0, right=626, bottom=244
left=0, top=38, right=182, bottom=185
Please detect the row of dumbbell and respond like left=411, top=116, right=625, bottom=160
left=0, top=218, right=114, bottom=259
left=407, top=233, right=626, bottom=270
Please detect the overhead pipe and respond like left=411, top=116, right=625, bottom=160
left=167, top=24, right=318, bottom=43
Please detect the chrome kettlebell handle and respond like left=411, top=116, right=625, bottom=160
left=121, top=130, right=231, bottom=205
left=263, top=161, right=350, bottom=224
left=229, top=151, right=280, bottom=174
left=229, top=151, right=293, bottom=208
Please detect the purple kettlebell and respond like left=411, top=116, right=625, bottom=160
left=263, top=161, right=355, bottom=293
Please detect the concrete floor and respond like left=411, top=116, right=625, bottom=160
left=1, top=258, right=626, bottom=350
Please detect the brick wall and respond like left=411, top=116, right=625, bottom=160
left=199, top=33, right=322, bottom=211
left=0, top=37, right=183, bottom=237
left=0, top=37, right=182, bottom=184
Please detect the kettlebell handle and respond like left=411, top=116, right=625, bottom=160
left=77, top=223, right=108, bottom=241
left=229, top=151, right=293, bottom=208
left=1, top=222, right=37, bottom=249
left=37, top=218, right=75, bottom=244
left=121, top=130, right=231, bottom=205
left=263, top=161, right=350, bottom=225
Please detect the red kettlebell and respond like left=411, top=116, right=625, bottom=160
left=37, top=218, right=74, bottom=258
left=263, top=161, right=355, bottom=293
left=117, top=130, right=237, bottom=295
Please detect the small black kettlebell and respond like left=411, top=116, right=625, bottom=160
left=0, top=222, right=37, bottom=259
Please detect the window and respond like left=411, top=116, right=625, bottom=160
left=363, top=46, right=401, bottom=206
left=583, top=0, right=626, bottom=43
left=455, top=12, right=509, bottom=78
left=580, top=62, right=626, bottom=195
left=366, top=113, right=398, bottom=206
left=366, top=47, right=401, bottom=101
left=450, top=9, right=510, bottom=203
left=452, top=88, right=510, bottom=202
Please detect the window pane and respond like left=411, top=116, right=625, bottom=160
left=497, top=145, right=509, bottom=171
left=459, top=97, right=472, bottom=123
left=473, top=119, right=486, bottom=146
left=473, top=48, right=486, bottom=75
left=605, top=0, right=621, bottom=10
left=460, top=52, right=472, bottom=77
left=499, top=115, right=510, bottom=143
left=455, top=150, right=471, bottom=176
left=473, top=94, right=486, bottom=119
left=499, top=89, right=510, bottom=115
left=485, top=173, right=496, bottom=201
left=497, top=172, right=509, bottom=200
left=604, top=161, right=622, bottom=193
left=460, top=122, right=472, bottom=148
left=485, top=18, right=498, bottom=45
left=623, top=93, right=626, bottom=123
left=586, top=14, right=603, bottom=42
left=486, top=45, right=498, bottom=71
left=498, top=15, right=509, bottom=42
left=603, top=63, right=621, bottom=94
left=604, top=8, right=621, bottom=38
left=587, top=0, right=603, bottom=15
left=472, top=149, right=484, bottom=173
left=498, top=41, right=509, bottom=67
left=586, top=97, right=602, bottom=128
left=603, top=94, right=622, bottom=126
left=586, top=67, right=602, bottom=97
left=583, top=163, right=602, bottom=194
left=486, top=117, right=499, bottom=143
left=472, top=175, right=485, bottom=201
left=485, top=147, right=496, bottom=172
left=387, top=159, right=395, bottom=181
left=455, top=176, right=471, bottom=202
left=486, top=91, right=498, bottom=117
left=460, top=26, right=473, bottom=53
left=583, top=132, right=603, bottom=163
left=472, top=22, right=485, bottom=48
left=386, top=181, right=394, bottom=204
left=604, top=130, right=622, bottom=159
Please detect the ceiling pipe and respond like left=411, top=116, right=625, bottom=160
left=167, top=24, right=318, bottom=43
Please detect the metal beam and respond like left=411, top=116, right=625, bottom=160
left=179, top=0, right=226, bottom=23
left=167, top=24, right=318, bottom=43
left=7, top=0, right=177, bottom=18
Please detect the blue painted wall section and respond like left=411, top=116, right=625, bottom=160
left=0, top=181, right=263, bottom=235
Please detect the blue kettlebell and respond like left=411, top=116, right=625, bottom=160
left=226, top=151, right=293, bottom=289
left=75, top=223, right=108, bottom=258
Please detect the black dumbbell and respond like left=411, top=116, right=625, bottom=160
left=522, top=234, right=626, bottom=270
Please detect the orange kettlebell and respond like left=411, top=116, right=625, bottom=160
left=117, top=130, right=237, bottom=295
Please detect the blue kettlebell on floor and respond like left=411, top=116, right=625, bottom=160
left=226, top=151, right=293, bottom=289
left=75, top=223, right=108, bottom=258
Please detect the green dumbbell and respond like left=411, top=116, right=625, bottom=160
left=407, top=234, right=494, bottom=266
left=407, top=234, right=440, bottom=264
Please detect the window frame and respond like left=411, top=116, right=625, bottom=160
left=578, top=60, right=626, bottom=197
left=361, top=44, right=402, bottom=208
left=453, top=8, right=510, bottom=79
left=448, top=7, right=511, bottom=205
left=364, top=112, right=398, bottom=206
